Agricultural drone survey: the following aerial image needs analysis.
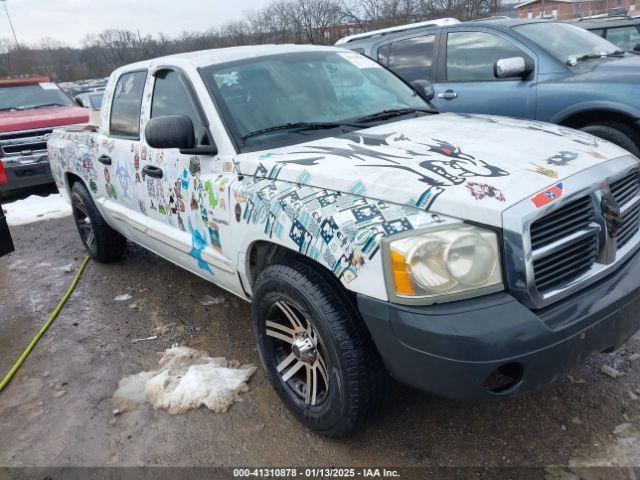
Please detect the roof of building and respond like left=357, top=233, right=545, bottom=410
left=514, top=0, right=582, bottom=8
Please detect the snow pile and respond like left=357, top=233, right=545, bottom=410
left=4, top=194, right=71, bottom=226
left=112, top=347, right=257, bottom=415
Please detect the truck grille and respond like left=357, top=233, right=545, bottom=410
left=530, top=196, right=598, bottom=293
left=0, top=128, right=52, bottom=158
left=610, top=171, right=640, bottom=248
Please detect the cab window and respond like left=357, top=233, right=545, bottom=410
left=446, top=31, right=526, bottom=82
left=110, top=71, right=146, bottom=138
left=386, top=35, right=436, bottom=83
left=151, top=69, right=210, bottom=145
left=605, top=26, right=640, bottom=52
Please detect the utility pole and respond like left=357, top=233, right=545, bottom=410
left=1, top=0, right=19, bottom=47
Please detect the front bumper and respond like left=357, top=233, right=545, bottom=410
left=358, top=246, right=640, bottom=400
left=0, top=155, right=53, bottom=193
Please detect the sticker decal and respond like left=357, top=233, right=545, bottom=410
left=466, top=182, right=505, bottom=202
left=531, top=183, right=564, bottom=208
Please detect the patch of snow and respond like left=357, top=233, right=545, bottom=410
left=114, top=294, right=132, bottom=302
left=112, top=347, right=257, bottom=415
left=4, top=194, right=71, bottom=226
left=200, top=295, right=225, bottom=306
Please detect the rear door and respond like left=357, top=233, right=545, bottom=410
left=96, top=69, right=149, bottom=240
left=376, top=31, right=439, bottom=85
left=431, top=27, right=538, bottom=119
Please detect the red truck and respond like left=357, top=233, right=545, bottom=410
left=0, top=76, right=89, bottom=196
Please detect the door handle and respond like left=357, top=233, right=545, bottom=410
left=437, top=89, right=458, bottom=100
left=98, top=154, right=112, bottom=165
left=142, top=165, right=163, bottom=179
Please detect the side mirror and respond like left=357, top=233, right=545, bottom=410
left=75, top=98, right=84, bottom=107
left=633, top=43, right=640, bottom=52
left=410, top=79, right=435, bottom=101
left=144, top=115, right=195, bottom=150
left=494, top=57, right=532, bottom=79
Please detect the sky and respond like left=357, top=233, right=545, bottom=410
left=0, top=0, right=273, bottom=47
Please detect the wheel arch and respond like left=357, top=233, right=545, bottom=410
left=244, top=240, right=353, bottom=301
left=553, top=103, right=640, bottom=131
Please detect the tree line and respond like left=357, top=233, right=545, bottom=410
left=0, top=0, right=500, bottom=82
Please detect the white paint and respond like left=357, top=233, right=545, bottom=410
left=112, top=347, right=257, bottom=415
left=4, top=194, right=72, bottom=226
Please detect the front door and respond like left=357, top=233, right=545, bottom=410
left=137, top=68, right=238, bottom=291
left=432, top=29, right=537, bottom=119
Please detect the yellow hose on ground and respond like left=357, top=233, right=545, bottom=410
left=0, top=256, right=90, bottom=393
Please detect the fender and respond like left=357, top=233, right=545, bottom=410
left=551, top=100, right=640, bottom=126
left=231, top=175, right=458, bottom=301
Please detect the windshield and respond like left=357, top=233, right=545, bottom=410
left=0, top=83, right=73, bottom=112
left=514, top=22, right=621, bottom=64
left=200, top=51, right=432, bottom=148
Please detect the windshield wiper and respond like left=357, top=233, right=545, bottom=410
left=240, top=122, right=356, bottom=144
left=353, top=108, right=432, bottom=124
left=29, top=103, right=67, bottom=109
left=0, top=106, right=25, bottom=112
left=568, top=50, right=625, bottom=64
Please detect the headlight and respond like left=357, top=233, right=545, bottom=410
left=384, top=224, right=503, bottom=304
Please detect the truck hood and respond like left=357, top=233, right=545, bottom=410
left=234, top=113, right=632, bottom=227
left=0, top=105, right=90, bottom=133
left=571, top=54, right=640, bottom=82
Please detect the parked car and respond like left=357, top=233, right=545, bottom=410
left=570, top=16, right=640, bottom=54
left=74, top=91, right=104, bottom=111
left=339, top=18, right=640, bottom=156
left=49, top=44, right=640, bottom=436
left=0, top=76, right=90, bottom=196
left=0, top=162, right=14, bottom=256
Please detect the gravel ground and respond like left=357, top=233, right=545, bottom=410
left=1, top=211, right=640, bottom=471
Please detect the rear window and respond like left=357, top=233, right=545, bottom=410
left=386, top=35, right=436, bottom=83
left=110, top=71, right=146, bottom=138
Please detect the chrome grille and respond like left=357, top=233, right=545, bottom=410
left=611, top=170, right=640, bottom=249
left=503, top=156, right=640, bottom=310
left=0, top=128, right=52, bottom=158
left=533, top=233, right=599, bottom=291
left=530, top=196, right=594, bottom=250
left=610, top=171, right=640, bottom=206
left=529, top=196, right=598, bottom=293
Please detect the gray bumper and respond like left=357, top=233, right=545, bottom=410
left=0, top=156, right=54, bottom=193
left=358, top=247, right=640, bottom=400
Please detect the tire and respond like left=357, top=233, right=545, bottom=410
left=70, top=181, right=126, bottom=262
left=251, top=260, right=387, bottom=437
left=581, top=122, right=640, bottom=157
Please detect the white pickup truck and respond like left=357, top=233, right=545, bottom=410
left=49, top=44, right=640, bottom=437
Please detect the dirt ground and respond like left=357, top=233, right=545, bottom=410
left=2, top=203, right=640, bottom=472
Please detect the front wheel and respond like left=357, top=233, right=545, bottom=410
left=581, top=122, right=640, bottom=157
left=251, top=261, right=387, bottom=437
left=71, top=181, right=126, bottom=262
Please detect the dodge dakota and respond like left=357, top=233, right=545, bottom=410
left=0, top=76, right=89, bottom=196
left=48, top=45, right=640, bottom=436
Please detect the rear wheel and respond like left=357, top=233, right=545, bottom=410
left=252, top=261, right=387, bottom=437
left=71, top=181, right=126, bottom=262
left=581, top=122, right=640, bottom=157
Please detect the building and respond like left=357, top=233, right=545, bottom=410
left=515, top=0, right=637, bottom=19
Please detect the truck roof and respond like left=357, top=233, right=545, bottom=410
left=118, top=44, right=343, bottom=72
